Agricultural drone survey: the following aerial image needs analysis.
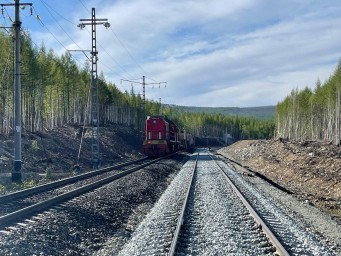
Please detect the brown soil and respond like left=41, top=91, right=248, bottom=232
left=218, top=139, right=341, bottom=223
left=0, top=124, right=143, bottom=186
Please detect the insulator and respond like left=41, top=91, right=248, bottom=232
left=1, top=8, right=4, bottom=15
left=77, top=23, right=85, bottom=30
left=30, top=7, right=32, bottom=16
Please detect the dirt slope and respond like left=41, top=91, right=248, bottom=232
left=0, top=124, right=143, bottom=184
left=218, top=139, right=341, bottom=222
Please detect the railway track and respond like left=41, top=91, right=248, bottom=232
left=118, top=150, right=282, bottom=255
left=117, top=149, right=335, bottom=255
left=0, top=156, right=166, bottom=230
left=170, top=152, right=284, bottom=255
left=216, top=157, right=336, bottom=255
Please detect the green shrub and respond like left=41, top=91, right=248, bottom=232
left=31, top=140, right=39, bottom=151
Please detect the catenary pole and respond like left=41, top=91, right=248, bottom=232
left=78, top=8, right=109, bottom=169
left=121, top=76, right=166, bottom=120
left=143, top=75, right=146, bottom=119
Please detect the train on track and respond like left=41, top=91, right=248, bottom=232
left=142, top=116, right=194, bottom=157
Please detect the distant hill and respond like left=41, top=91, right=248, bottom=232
left=167, top=105, right=276, bottom=119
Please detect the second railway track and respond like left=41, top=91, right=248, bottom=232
left=0, top=156, right=166, bottom=229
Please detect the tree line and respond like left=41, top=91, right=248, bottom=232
left=276, top=60, right=341, bottom=144
left=160, top=107, right=275, bottom=140
left=0, top=31, right=275, bottom=140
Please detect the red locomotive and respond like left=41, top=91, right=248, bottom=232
left=142, top=116, right=180, bottom=157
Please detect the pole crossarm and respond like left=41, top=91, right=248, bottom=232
left=121, top=76, right=167, bottom=126
left=0, top=3, right=32, bottom=6
left=120, top=79, right=166, bottom=86
left=80, top=18, right=108, bottom=21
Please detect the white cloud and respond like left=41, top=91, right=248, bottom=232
left=18, top=0, right=341, bottom=107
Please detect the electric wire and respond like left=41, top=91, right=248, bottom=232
left=5, top=1, right=166, bottom=99
left=0, top=27, right=12, bottom=132
left=78, top=0, right=91, bottom=14
left=77, top=83, right=91, bottom=165
left=95, top=38, right=133, bottom=79
left=76, top=0, right=157, bottom=81
left=31, top=5, right=91, bottom=165
left=31, top=6, right=84, bottom=67
left=34, top=0, right=136, bottom=80
left=3, top=5, right=13, bottom=23
left=108, top=26, right=149, bottom=77
left=38, top=1, right=77, bottom=26
left=42, top=0, right=163, bottom=85
left=1, top=4, right=9, bottom=27
left=0, top=44, right=11, bottom=86
left=39, top=0, right=83, bottom=51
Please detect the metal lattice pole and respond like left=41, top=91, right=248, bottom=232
left=79, top=8, right=109, bottom=169
left=90, top=8, right=99, bottom=168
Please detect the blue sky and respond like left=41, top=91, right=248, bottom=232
left=1, top=0, right=341, bottom=107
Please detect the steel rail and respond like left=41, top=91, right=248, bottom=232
left=211, top=155, right=290, bottom=256
left=0, top=157, right=148, bottom=204
left=168, top=153, right=199, bottom=256
left=216, top=153, right=293, bottom=194
left=0, top=156, right=165, bottom=229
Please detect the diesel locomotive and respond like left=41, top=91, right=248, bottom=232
left=142, top=116, right=180, bottom=157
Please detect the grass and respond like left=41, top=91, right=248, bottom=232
left=0, top=175, right=44, bottom=195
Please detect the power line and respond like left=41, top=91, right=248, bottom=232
left=33, top=1, right=135, bottom=80
left=51, top=2, right=160, bottom=83
left=39, top=0, right=77, bottom=25
left=78, top=0, right=90, bottom=14
left=75, top=0, right=154, bottom=80
left=31, top=6, right=85, bottom=67
left=95, top=39, right=134, bottom=79
left=108, top=26, right=149, bottom=77
left=39, top=0, right=83, bottom=51
left=121, top=76, right=166, bottom=118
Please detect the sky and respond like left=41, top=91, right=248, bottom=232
left=1, top=0, right=341, bottom=107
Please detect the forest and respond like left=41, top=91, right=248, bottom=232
left=0, top=30, right=275, bottom=140
left=276, top=60, right=341, bottom=145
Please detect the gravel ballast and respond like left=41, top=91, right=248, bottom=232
left=217, top=159, right=336, bottom=255
left=114, top=150, right=275, bottom=255
left=221, top=157, right=341, bottom=255
left=0, top=156, right=186, bottom=255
